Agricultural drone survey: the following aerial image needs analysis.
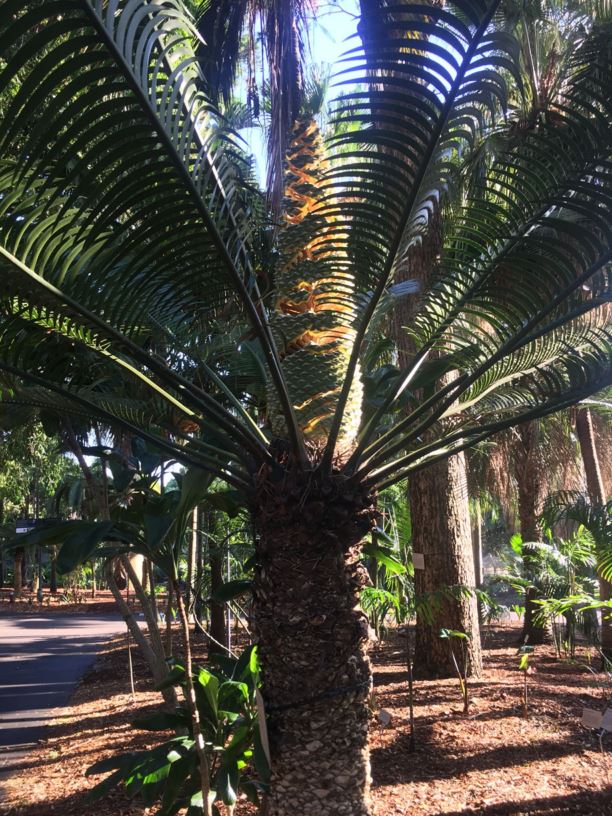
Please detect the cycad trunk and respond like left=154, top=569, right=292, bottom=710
left=575, top=408, right=612, bottom=660
left=253, top=470, right=375, bottom=816
left=410, top=455, right=482, bottom=678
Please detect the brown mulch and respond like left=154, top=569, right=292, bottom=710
left=0, top=623, right=610, bottom=816
left=0, top=589, right=125, bottom=616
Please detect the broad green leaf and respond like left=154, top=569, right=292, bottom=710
left=212, top=579, right=252, bottom=603
left=132, top=711, right=190, bottom=732
left=362, top=542, right=406, bottom=575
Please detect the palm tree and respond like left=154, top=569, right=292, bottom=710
left=1, top=2, right=611, bottom=813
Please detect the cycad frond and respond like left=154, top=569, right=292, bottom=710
left=351, top=19, right=612, bottom=478
left=0, top=1, right=610, bottom=485
left=0, top=0, right=301, bottom=459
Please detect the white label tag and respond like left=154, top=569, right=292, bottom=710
left=413, top=553, right=425, bottom=570
left=581, top=708, right=603, bottom=729
left=601, top=708, right=612, bottom=732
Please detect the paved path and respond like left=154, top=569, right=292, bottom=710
left=0, top=614, right=127, bottom=772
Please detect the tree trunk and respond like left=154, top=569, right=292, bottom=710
left=576, top=409, right=606, bottom=505
left=472, top=499, right=483, bottom=590
left=50, top=545, right=58, bottom=594
left=194, top=507, right=205, bottom=637
left=515, top=421, right=549, bottom=645
left=106, top=560, right=177, bottom=709
left=575, top=408, right=612, bottom=660
left=186, top=507, right=198, bottom=619
left=253, top=476, right=375, bottom=816
left=208, top=512, right=227, bottom=657
left=174, top=578, right=212, bottom=816
left=410, top=454, right=483, bottom=678
left=13, top=548, right=24, bottom=597
left=388, top=175, right=481, bottom=677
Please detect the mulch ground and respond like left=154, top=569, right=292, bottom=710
left=0, top=589, right=161, bottom=616
left=0, top=622, right=610, bottom=816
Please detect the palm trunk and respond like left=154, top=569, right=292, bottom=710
left=575, top=408, right=612, bottom=660
left=389, top=169, right=481, bottom=677
left=515, top=421, right=549, bottom=645
left=410, top=454, right=482, bottom=678
left=209, top=543, right=227, bottom=657
left=253, top=477, right=375, bottom=816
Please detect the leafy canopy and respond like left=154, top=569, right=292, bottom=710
left=0, top=0, right=610, bottom=496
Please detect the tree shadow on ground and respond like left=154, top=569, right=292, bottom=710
left=0, top=784, right=143, bottom=816
left=436, top=788, right=612, bottom=815
left=371, top=731, right=587, bottom=786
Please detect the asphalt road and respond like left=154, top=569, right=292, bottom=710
left=0, top=614, right=126, bottom=771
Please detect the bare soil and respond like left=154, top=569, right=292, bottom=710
left=0, top=622, right=610, bottom=816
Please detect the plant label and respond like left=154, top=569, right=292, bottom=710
left=581, top=708, right=602, bottom=729
left=377, top=708, right=392, bottom=726
left=601, top=708, right=612, bottom=733
left=413, top=553, right=425, bottom=570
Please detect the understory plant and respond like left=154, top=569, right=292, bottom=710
left=518, top=644, right=535, bottom=717
left=439, top=629, right=472, bottom=714
left=494, top=526, right=600, bottom=655
left=87, top=646, right=268, bottom=815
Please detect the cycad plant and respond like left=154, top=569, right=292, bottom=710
left=1, top=2, right=612, bottom=813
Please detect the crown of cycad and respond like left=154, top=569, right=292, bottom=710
left=268, top=116, right=363, bottom=453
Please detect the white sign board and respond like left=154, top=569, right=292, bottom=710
left=581, top=708, right=603, bottom=729
left=413, top=553, right=425, bottom=570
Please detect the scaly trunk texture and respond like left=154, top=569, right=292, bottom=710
left=253, top=468, right=375, bottom=816
left=575, top=408, right=612, bottom=660
left=515, top=421, right=549, bottom=645
left=410, top=455, right=483, bottom=678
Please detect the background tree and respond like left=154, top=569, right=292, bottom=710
left=0, top=415, right=78, bottom=594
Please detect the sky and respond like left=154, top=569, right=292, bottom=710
left=243, top=0, right=360, bottom=182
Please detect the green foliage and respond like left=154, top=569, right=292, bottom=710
left=518, top=644, right=535, bottom=716
left=87, top=647, right=268, bottom=814
left=0, top=450, right=216, bottom=582
left=0, top=0, right=608, bottom=492
left=543, top=492, right=612, bottom=581
left=439, top=628, right=472, bottom=713
left=0, top=420, right=77, bottom=519
left=493, top=522, right=604, bottom=656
